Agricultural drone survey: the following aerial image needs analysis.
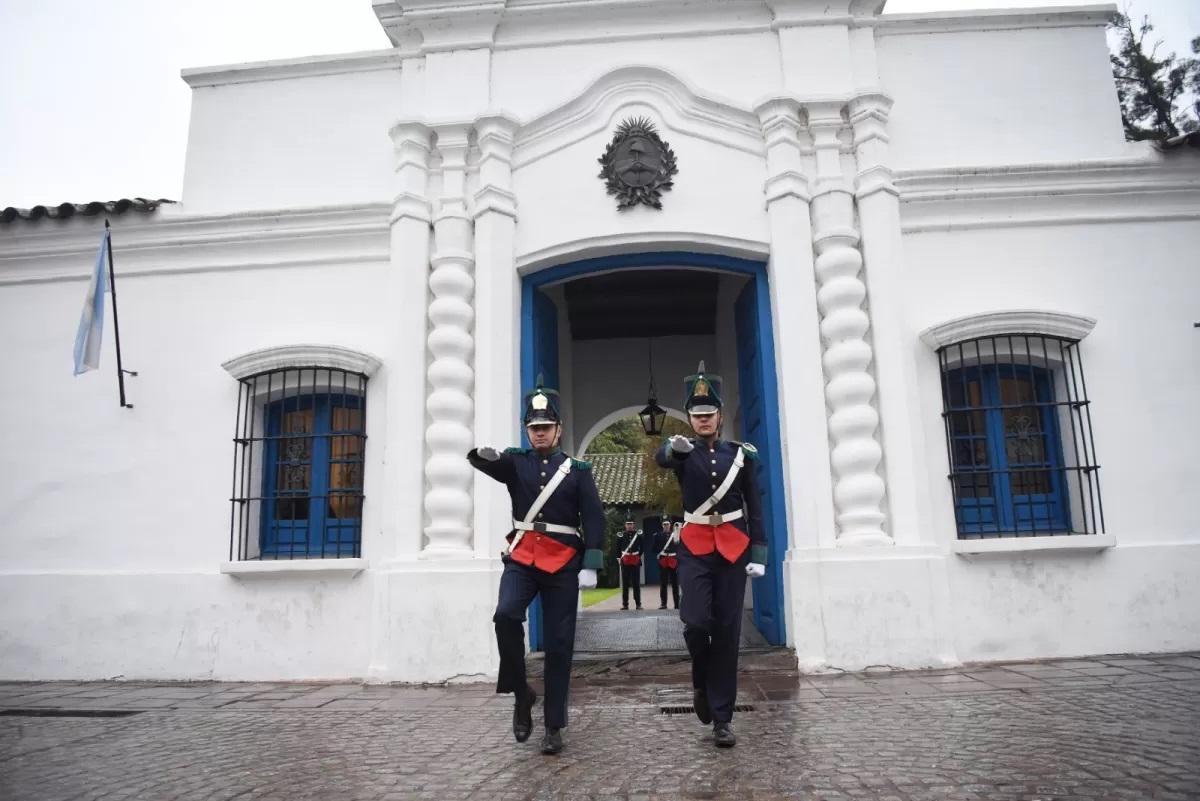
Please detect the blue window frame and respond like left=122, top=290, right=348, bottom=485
left=259, top=391, right=364, bottom=558
left=944, top=363, right=1071, bottom=537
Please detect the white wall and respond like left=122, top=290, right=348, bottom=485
left=490, top=31, right=783, bottom=121
left=879, top=23, right=1129, bottom=169
left=902, top=218, right=1200, bottom=662
left=0, top=209, right=425, bottom=679
left=182, top=62, right=404, bottom=214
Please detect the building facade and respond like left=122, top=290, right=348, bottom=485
left=1, top=0, right=1198, bottom=682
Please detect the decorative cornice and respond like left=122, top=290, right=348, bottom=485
left=221, top=344, right=384, bottom=380
left=919, top=310, right=1097, bottom=349
left=472, top=186, right=517, bottom=220
left=182, top=50, right=402, bottom=88
left=898, top=154, right=1200, bottom=232
left=515, top=231, right=769, bottom=273
left=376, top=0, right=774, bottom=53
left=514, top=65, right=763, bottom=168
left=0, top=203, right=391, bottom=286
left=869, top=5, right=1114, bottom=36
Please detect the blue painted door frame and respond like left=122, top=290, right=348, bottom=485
left=520, top=251, right=790, bottom=648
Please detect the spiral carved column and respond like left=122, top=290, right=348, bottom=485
left=422, top=123, right=476, bottom=557
left=806, top=101, right=890, bottom=546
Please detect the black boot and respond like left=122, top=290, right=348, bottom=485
left=512, top=685, right=537, bottom=743
left=693, top=687, right=712, bottom=724
left=713, top=721, right=737, bottom=748
left=540, top=727, right=564, bottom=755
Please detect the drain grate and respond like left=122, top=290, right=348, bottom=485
left=659, top=704, right=755, bottom=715
left=0, top=709, right=144, bottom=718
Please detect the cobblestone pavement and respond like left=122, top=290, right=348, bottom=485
left=1, top=651, right=1198, bottom=801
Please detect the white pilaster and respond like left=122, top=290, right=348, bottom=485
left=754, top=97, right=837, bottom=555
left=806, top=100, right=890, bottom=547
left=383, top=121, right=434, bottom=561
left=422, top=123, right=476, bottom=558
left=471, top=113, right=521, bottom=559
left=848, top=93, right=934, bottom=548
left=370, top=121, right=434, bottom=682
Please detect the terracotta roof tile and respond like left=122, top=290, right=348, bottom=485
left=1, top=198, right=175, bottom=224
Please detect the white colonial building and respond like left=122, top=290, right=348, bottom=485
left=1, top=0, right=1197, bottom=682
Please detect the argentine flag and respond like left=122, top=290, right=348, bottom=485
left=73, top=229, right=110, bottom=375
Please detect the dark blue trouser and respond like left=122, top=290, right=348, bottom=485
left=620, top=564, right=641, bottom=607
left=493, top=558, right=579, bottom=729
left=677, top=543, right=749, bottom=724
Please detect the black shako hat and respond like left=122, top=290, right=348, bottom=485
left=523, top=374, right=562, bottom=426
left=683, top=360, right=722, bottom=414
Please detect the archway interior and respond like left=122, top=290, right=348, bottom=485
left=520, top=256, right=787, bottom=653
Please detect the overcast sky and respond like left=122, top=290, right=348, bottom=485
left=1, top=0, right=1195, bottom=209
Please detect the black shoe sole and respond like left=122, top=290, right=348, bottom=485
left=715, top=737, right=737, bottom=748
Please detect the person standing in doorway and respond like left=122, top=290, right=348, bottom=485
left=467, top=377, right=605, bottom=755
left=654, top=518, right=681, bottom=610
left=655, top=361, right=767, bottom=748
left=615, top=517, right=644, bottom=610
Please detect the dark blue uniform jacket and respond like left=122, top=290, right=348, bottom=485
left=655, top=438, right=769, bottom=565
left=468, top=447, right=605, bottom=570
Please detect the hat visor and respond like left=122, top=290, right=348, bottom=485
left=524, top=420, right=559, bottom=428
left=687, top=404, right=720, bottom=415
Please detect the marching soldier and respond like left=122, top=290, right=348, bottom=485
left=615, top=517, right=644, bottom=610
left=654, top=518, right=681, bottom=610
left=655, top=362, right=767, bottom=748
left=467, top=377, right=604, bottom=755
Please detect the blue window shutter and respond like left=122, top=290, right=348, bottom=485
left=948, top=364, right=1071, bottom=537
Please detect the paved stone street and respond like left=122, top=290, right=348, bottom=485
left=1, top=651, right=1198, bottom=801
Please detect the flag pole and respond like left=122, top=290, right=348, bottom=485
left=104, top=219, right=135, bottom=409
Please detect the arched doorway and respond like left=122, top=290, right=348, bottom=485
left=520, top=251, right=788, bottom=650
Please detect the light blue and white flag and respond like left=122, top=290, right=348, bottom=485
left=73, top=229, right=110, bottom=375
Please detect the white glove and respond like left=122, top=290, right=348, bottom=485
left=578, top=569, right=598, bottom=589
left=668, top=435, right=694, bottom=454
left=745, top=563, right=765, bottom=578
left=477, top=446, right=501, bottom=462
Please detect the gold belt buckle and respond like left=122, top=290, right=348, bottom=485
left=706, top=514, right=722, bottom=526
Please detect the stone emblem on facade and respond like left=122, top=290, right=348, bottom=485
left=597, top=117, right=678, bottom=210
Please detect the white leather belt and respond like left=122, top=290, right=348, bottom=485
left=513, top=520, right=580, bottom=537
left=682, top=509, right=744, bottom=526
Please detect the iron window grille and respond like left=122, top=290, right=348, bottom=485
left=936, top=335, right=1103, bottom=539
left=229, top=367, right=367, bottom=560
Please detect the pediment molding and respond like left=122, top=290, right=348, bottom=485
left=919, top=310, right=1097, bottom=349
left=513, top=65, right=764, bottom=169
left=221, top=344, right=383, bottom=379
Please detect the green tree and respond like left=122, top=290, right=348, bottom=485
left=639, top=416, right=691, bottom=515
left=583, top=415, right=647, bottom=454
left=584, top=413, right=692, bottom=515
left=1108, top=11, right=1200, bottom=140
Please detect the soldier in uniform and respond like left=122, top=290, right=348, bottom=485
left=655, top=362, right=768, bottom=748
left=654, top=518, right=680, bottom=610
left=615, top=517, right=644, bottom=610
left=467, top=377, right=604, bottom=755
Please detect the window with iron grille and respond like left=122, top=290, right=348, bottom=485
left=936, top=335, right=1103, bottom=539
left=230, top=367, right=367, bottom=560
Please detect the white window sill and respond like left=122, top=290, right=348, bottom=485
left=953, top=534, right=1115, bottom=556
left=220, top=558, right=367, bottom=578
